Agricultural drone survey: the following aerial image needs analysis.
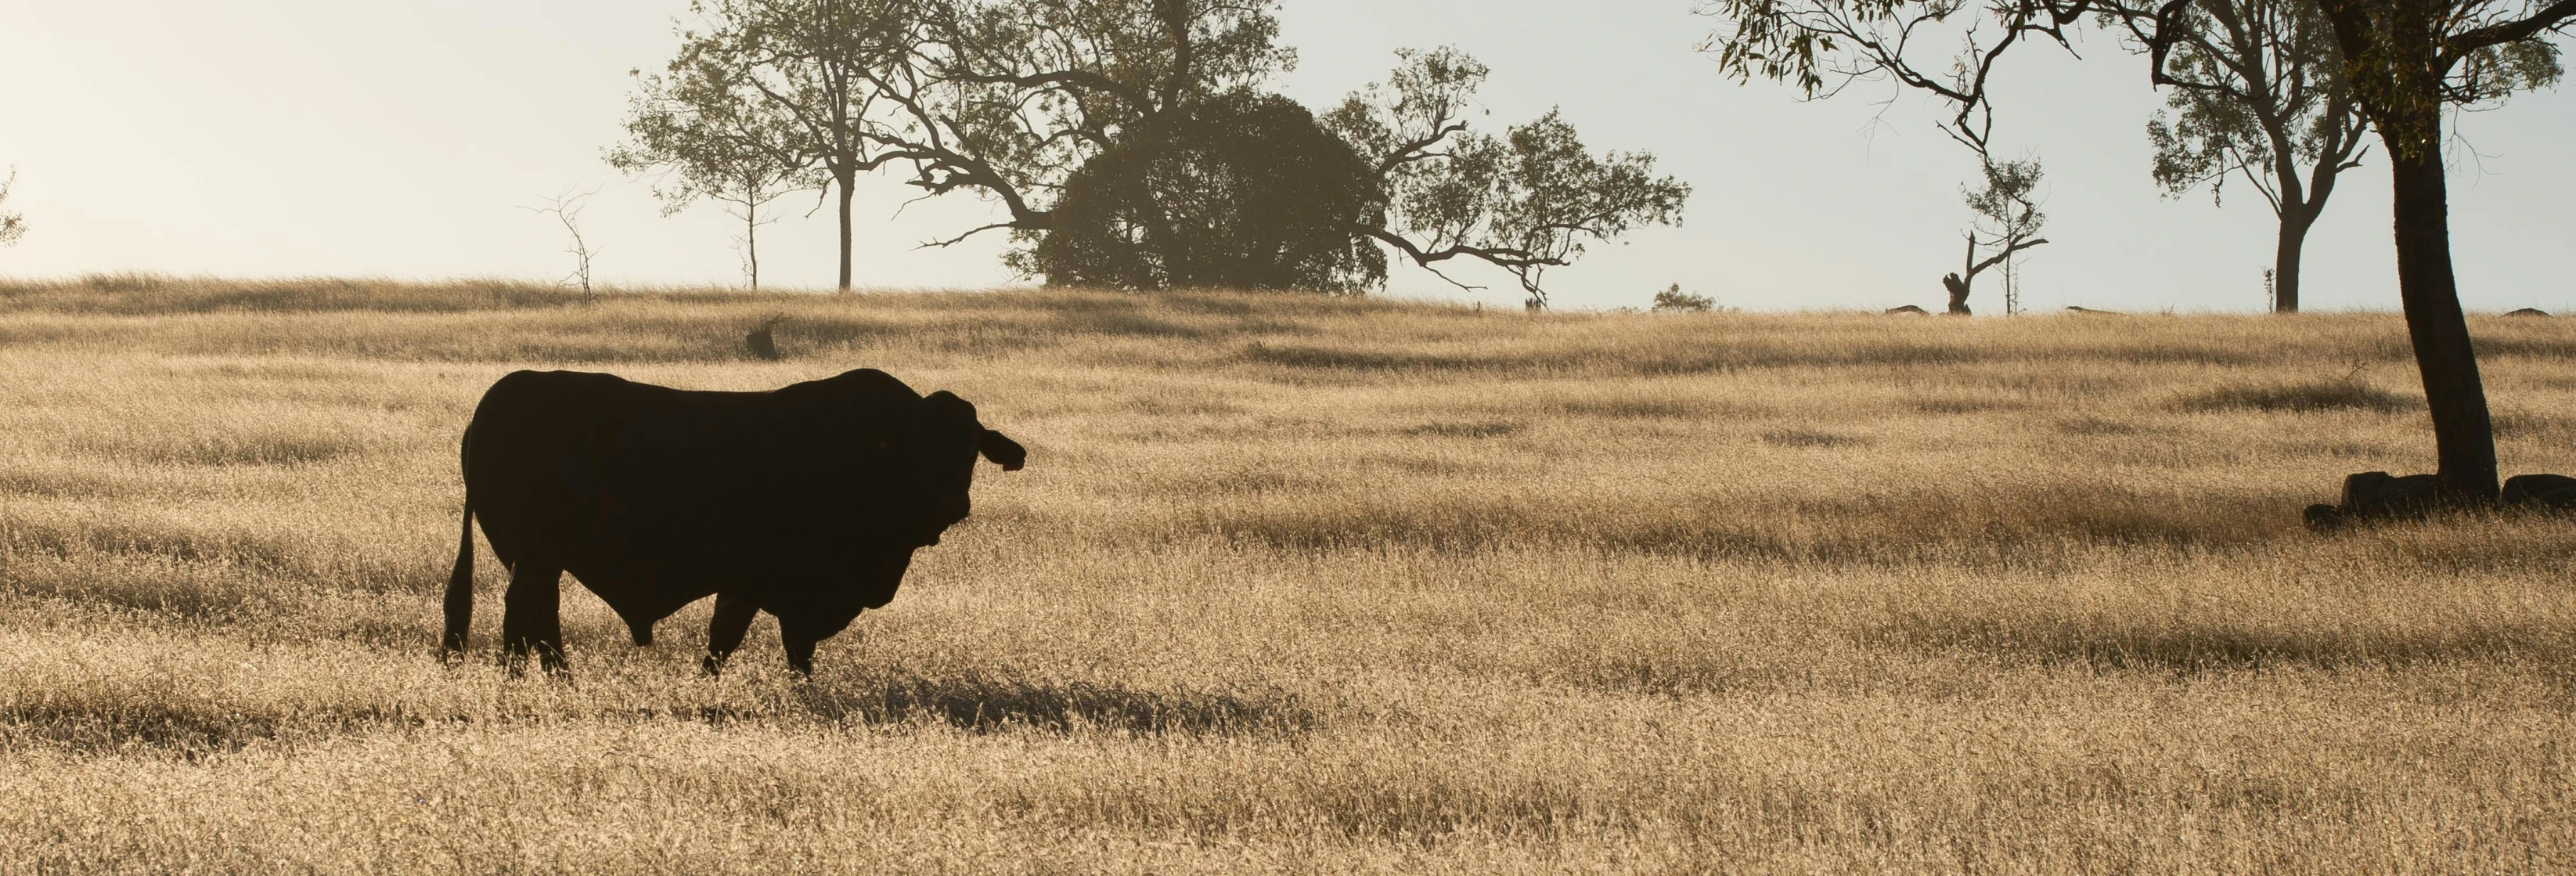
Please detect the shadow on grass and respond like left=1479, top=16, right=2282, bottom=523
left=1859, top=615, right=2570, bottom=672
left=1169, top=485, right=2284, bottom=568
left=2, top=669, right=1314, bottom=758
left=0, top=701, right=427, bottom=759
left=2174, top=380, right=2416, bottom=414
left=791, top=669, right=1317, bottom=736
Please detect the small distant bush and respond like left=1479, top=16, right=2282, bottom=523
left=1651, top=284, right=1713, bottom=312
left=2176, top=380, right=2414, bottom=413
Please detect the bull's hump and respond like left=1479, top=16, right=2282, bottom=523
left=772, top=369, right=922, bottom=408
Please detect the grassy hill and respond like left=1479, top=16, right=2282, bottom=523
left=2, top=278, right=2571, bottom=873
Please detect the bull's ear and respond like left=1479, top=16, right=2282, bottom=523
left=978, top=430, right=1026, bottom=471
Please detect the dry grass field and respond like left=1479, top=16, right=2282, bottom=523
left=2, top=276, right=2571, bottom=874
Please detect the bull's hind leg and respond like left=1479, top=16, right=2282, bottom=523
left=701, top=592, right=758, bottom=676
left=500, top=563, right=567, bottom=676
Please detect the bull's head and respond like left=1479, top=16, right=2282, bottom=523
left=889, top=390, right=1023, bottom=546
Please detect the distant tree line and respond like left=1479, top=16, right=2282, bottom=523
left=611, top=0, right=1690, bottom=308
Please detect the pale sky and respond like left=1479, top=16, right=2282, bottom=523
left=0, top=1, right=2568, bottom=312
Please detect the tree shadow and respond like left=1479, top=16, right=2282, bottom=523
left=1857, top=615, right=2568, bottom=674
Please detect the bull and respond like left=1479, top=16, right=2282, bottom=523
left=441, top=368, right=1025, bottom=676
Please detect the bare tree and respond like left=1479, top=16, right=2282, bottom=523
left=2128, top=0, right=2370, bottom=312
left=526, top=188, right=603, bottom=301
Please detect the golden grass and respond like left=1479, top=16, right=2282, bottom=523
left=2, top=276, right=2572, bottom=873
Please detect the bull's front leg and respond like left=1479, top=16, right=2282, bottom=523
left=701, top=592, right=758, bottom=676
left=500, top=563, right=567, bottom=676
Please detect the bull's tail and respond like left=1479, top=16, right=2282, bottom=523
left=441, top=485, right=475, bottom=664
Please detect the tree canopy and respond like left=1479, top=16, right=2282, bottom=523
left=1022, top=89, right=1388, bottom=291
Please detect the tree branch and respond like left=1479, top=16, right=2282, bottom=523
left=917, top=221, right=1018, bottom=248
left=2447, top=0, right=2576, bottom=57
left=1965, top=236, right=2048, bottom=278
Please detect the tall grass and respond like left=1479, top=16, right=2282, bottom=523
left=2, top=277, right=2573, bottom=873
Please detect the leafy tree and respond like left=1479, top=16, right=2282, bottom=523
left=876, top=0, right=1297, bottom=243
left=610, top=51, right=823, bottom=290
left=2131, top=0, right=2370, bottom=312
left=2286, top=0, right=2567, bottom=499
left=1024, top=89, right=1387, bottom=290
left=1322, top=48, right=1692, bottom=307
left=658, top=0, right=917, bottom=290
left=1703, top=0, right=2572, bottom=503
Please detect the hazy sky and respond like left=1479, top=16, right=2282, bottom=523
left=0, top=1, right=2568, bottom=312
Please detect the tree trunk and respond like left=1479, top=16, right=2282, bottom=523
left=1943, top=234, right=1974, bottom=315
left=745, top=206, right=761, bottom=292
left=2384, top=125, right=2499, bottom=502
left=2272, top=207, right=2310, bottom=313
left=835, top=169, right=856, bottom=291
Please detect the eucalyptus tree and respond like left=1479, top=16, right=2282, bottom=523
left=1704, top=0, right=2571, bottom=503
left=878, top=0, right=1299, bottom=246
left=1320, top=48, right=1691, bottom=307
left=2131, top=0, right=2370, bottom=312
left=1029, top=88, right=1389, bottom=291
left=2288, top=0, right=2565, bottom=498
left=610, top=52, right=823, bottom=290
left=658, top=0, right=917, bottom=290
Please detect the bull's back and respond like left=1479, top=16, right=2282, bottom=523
left=462, top=370, right=881, bottom=582
left=467, top=373, right=747, bottom=553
